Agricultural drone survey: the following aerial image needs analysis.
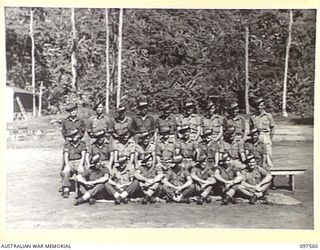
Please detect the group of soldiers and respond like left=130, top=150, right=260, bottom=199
left=60, top=97, right=275, bottom=206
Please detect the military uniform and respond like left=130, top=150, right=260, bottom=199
left=125, top=163, right=163, bottom=199
left=156, top=114, right=177, bottom=134
left=61, top=117, right=86, bottom=141
left=61, top=140, right=87, bottom=194
left=87, top=114, right=113, bottom=139
left=249, top=110, right=275, bottom=167
left=176, top=137, right=197, bottom=170
left=113, top=137, right=137, bottom=160
left=189, top=165, right=215, bottom=200
left=177, top=113, right=201, bottom=141
left=244, top=140, right=267, bottom=168
left=201, top=114, right=223, bottom=141
left=223, top=115, right=246, bottom=137
left=89, top=140, right=113, bottom=169
left=216, top=137, right=245, bottom=169
left=156, top=138, right=177, bottom=170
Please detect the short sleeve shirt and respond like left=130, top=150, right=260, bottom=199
left=156, top=139, right=176, bottom=161
left=156, top=115, right=177, bottom=133
left=223, top=115, right=245, bottom=135
left=241, top=167, right=269, bottom=185
left=201, top=115, right=223, bottom=136
left=63, top=141, right=87, bottom=161
left=217, top=139, right=244, bottom=160
left=177, top=114, right=201, bottom=135
left=87, top=114, right=113, bottom=135
left=62, top=117, right=86, bottom=139
left=112, top=116, right=135, bottom=136
left=109, top=166, right=135, bottom=185
left=137, top=165, right=163, bottom=179
left=113, top=139, right=136, bottom=158
left=197, top=141, right=217, bottom=160
left=176, top=138, right=197, bottom=159
left=250, top=112, right=275, bottom=132
left=134, top=115, right=155, bottom=133
left=83, top=166, right=109, bottom=181
left=90, top=142, right=113, bottom=161
left=191, top=166, right=214, bottom=181
left=244, top=140, right=267, bottom=166
left=216, top=164, right=241, bottom=181
left=135, top=142, right=156, bottom=160
left=166, top=167, right=190, bottom=186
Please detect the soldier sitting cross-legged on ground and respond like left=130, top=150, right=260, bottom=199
left=190, top=155, right=216, bottom=205
left=213, top=153, right=243, bottom=205
left=238, top=154, right=273, bottom=205
left=125, top=153, right=164, bottom=204
left=161, top=155, right=193, bottom=204
left=74, top=153, right=111, bottom=206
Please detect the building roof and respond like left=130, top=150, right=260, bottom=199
left=7, top=86, right=34, bottom=95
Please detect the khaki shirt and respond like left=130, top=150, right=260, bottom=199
left=109, top=166, right=135, bottom=185
left=217, top=139, right=244, bottom=160
left=137, top=164, right=163, bottom=179
left=62, top=117, right=86, bottom=139
left=177, top=114, right=201, bottom=138
left=250, top=111, right=275, bottom=133
left=166, top=167, right=190, bottom=186
left=176, top=138, right=197, bottom=159
left=112, top=116, right=135, bottom=136
left=135, top=142, right=156, bottom=160
left=191, top=166, right=214, bottom=181
left=113, top=138, right=136, bottom=158
left=223, top=115, right=245, bottom=135
left=156, top=139, right=176, bottom=161
left=201, top=114, right=223, bottom=136
left=156, top=114, right=177, bottom=133
left=244, top=140, right=267, bottom=167
left=241, top=167, right=269, bottom=185
left=87, top=114, right=112, bottom=135
left=90, top=142, right=113, bottom=161
left=63, top=141, right=87, bottom=161
left=134, top=115, right=155, bottom=133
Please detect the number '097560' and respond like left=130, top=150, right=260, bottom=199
left=300, top=244, right=318, bottom=248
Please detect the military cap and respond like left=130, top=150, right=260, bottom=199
left=171, top=155, right=183, bottom=164
left=137, top=101, right=148, bottom=108
left=159, top=103, right=171, bottom=110
left=224, top=126, right=236, bottom=135
left=196, top=154, right=207, bottom=163
left=255, top=98, right=265, bottom=106
left=178, top=125, right=190, bottom=133
left=249, top=128, right=259, bottom=135
left=158, top=126, right=171, bottom=135
left=141, top=153, right=153, bottom=163
left=116, top=105, right=126, bottom=112
left=66, top=103, right=77, bottom=112
left=116, top=155, right=128, bottom=164
left=137, top=130, right=151, bottom=139
left=93, top=99, right=104, bottom=111
left=66, top=128, right=78, bottom=138
left=90, top=154, right=101, bottom=166
left=184, top=101, right=195, bottom=109
left=205, top=101, right=215, bottom=110
left=91, top=129, right=106, bottom=138
left=245, top=154, right=255, bottom=163
left=201, top=128, right=213, bottom=137
left=229, top=102, right=239, bottom=110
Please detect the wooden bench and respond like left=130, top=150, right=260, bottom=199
left=270, top=168, right=306, bottom=191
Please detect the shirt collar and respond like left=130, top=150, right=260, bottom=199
left=69, top=116, right=78, bottom=122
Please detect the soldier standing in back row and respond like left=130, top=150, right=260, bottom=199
left=111, top=105, right=135, bottom=143
left=223, top=102, right=246, bottom=139
left=87, top=100, right=113, bottom=143
left=249, top=98, right=275, bottom=168
left=177, top=101, right=201, bottom=141
left=134, top=101, right=156, bottom=135
left=155, top=103, right=177, bottom=138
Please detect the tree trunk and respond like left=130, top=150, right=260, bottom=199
left=245, top=25, right=250, bottom=114
left=282, top=10, right=293, bottom=117
left=71, top=8, right=78, bottom=91
left=29, top=9, right=36, bottom=117
left=38, top=81, right=43, bottom=117
left=116, top=8, right=123, bottom=108
left=105, top=9, right=110, bottom=114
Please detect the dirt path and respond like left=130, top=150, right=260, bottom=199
left=5, top=141, right=313, bottom=229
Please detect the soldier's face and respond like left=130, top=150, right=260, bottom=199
left=70, top=109, right=77, bottom=117
left=257, top=102, right=265, bottom=112
left=142, top=137, right=150, bottom=145
left=96, top=137, right=105, bottom=145
left=252, top=132, right=259, bottom=141
left=185, top=108, right=192, bottom=115
left=96, top=104, right=103, bottom=115
left=248, top=159, right=256, bottom=170
left=232, top=107, right=239, bottom=116
left=140, top=107, right=147, bottom=116
left=162, top=133, right=170, bottom=140
left=209, top=105, right=216, bottom=115
left=145, top=159, right=153, bottom=168
left=162, top=109, right=170, bottom=116
left=182, top=131, right=190, bottom=139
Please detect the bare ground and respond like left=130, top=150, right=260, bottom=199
left=5, top=141, right=313, bottom=229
